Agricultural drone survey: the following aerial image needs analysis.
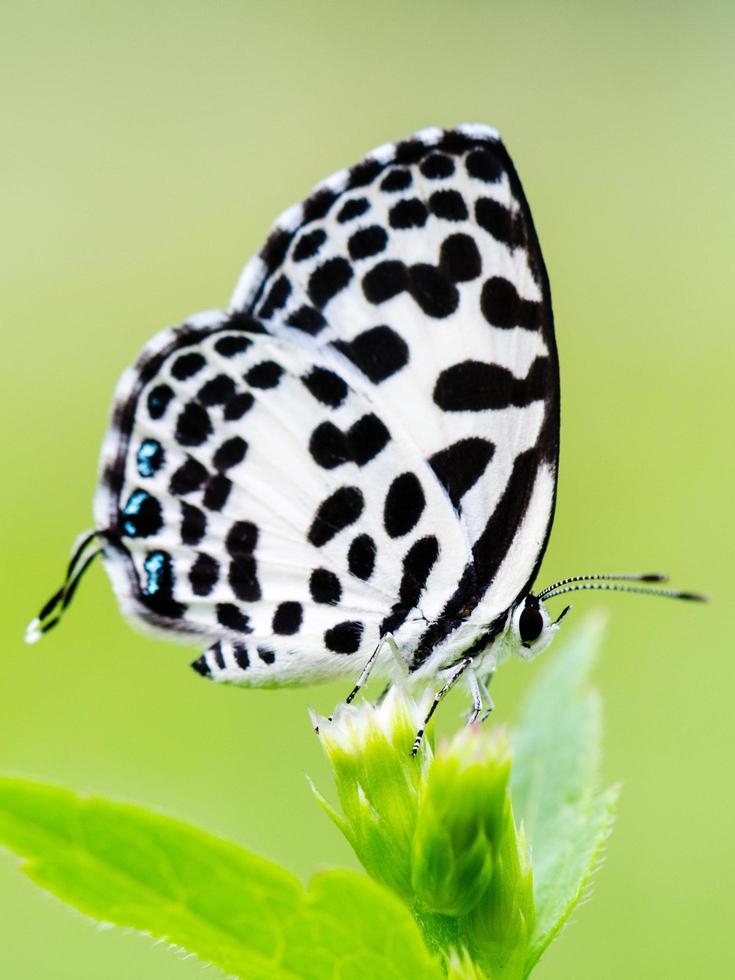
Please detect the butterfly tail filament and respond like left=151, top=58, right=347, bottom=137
left=25, top=530, right=105, bottom=643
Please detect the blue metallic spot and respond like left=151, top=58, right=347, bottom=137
left=143, top=551, right=167, bottom=596
left=123, top=490, right=149, bottom=516
left=120, top=489, right=163, bottom=538
left=137, top=439, right=164, bottom=478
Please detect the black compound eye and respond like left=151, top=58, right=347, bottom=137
left=519, top=603, right=544, bottom=645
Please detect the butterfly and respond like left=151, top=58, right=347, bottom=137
left=27, top=124, right=703, bottom=747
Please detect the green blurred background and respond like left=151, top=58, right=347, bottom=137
left=1, top=1, right=732, bottom=976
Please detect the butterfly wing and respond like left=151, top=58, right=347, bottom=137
left=95, top=314, right=469, bottom=684
left=229, top=123, right=559, bottom=672
left=95, top=124, right=558, bottom=684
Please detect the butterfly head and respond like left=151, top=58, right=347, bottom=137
left=508, top=593, right=569, bottom=661
left=505, top=571, right=707, bottom=663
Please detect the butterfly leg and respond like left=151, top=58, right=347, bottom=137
left=465, top=670, right=495, bottom=725
left=411, top=656, right=472, bottom=757
left=479, top=671, right=495, bottom=723
left=328, top=633, right=395, bottom=720
left=466, top=668, right=483, bottom=725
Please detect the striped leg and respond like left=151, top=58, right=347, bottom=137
left=465, top=670, right=495, bottom=725
left=327, top=633, right=395, bottom=720
left=411, top=657, right=472, bottom=757
left=478, top=671, right=495, bottom=723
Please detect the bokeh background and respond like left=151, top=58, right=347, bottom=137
left=1, top=1, right=732, bottom=977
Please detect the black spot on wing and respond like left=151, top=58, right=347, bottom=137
left=227, top=520, right=258, bottom=556
left=324, top=621, right=363, bottom=653
left=481, top=277, right=542, bottom=330
left=429, top=438, right=496, bottom=509
left=217, top=603, right=252, bottom=633
left=348, top=534, right=375, bottom=580
left=172, top=352, right=206, bottom=380
left=233, top=643, right=250, bottom=671
left=466, top=148, right=504, bottom=183
left=272, top=601, right=303, bottom=636
left=429, top=189, right=468, bottom=221
left=348, top=158, right=383, bottom=189
left=286, top=305, right=327, bottom=335
left=420, top=153, right=455, bottom=179
left=180, top=502, right=206, bottom=545
left=259, top=229, right=293, bottom=278
left=348, top=226, right=388, bottom=260
left=198, top=374, right=237, bottom=406
left=245, top=361, right=283, bottom=389
left=347, top=414, right=390, bottom=465
left=302, top=188, right=337, bottom=224
left=226, top=310, right=268, bottom=334
left=189, top=552, right=219, bottom=596
left=308, top=257, right=353, bottom=309
left=389, top=199, right=428, bottom=230
left=333, top=325, right=408, bottom=383
left=211, top=642, right=226, bottom=669
left=213, top=436, right=247, bottom=472
left=226, top=521, right=261, bottom=602
left=394, top=138, right=429, bottom=165
left=407, top=264, right=458, bottom=318
left=384, top=473, right=425, bottom=538
left=434, top=358, right=550, bottom=412
left=214, top=334, right=252, bottom=358
left=191, top=654, right=211, bottom=678
left=362, top=260, right=408, bottom=304
left=258, top=275, right=291, bottom=319
left=175, top=402, right=212, bottom=446
left=202, top=474, right=232, bottom=512
left=147, top=384, right=174, bottom=420
left=309, top=422, right=350, bottom=470
left=310, top=414, right=390, bottom=470
left=475, top=199, right=520, bottom=247
left=229, top=556, right=261, bottom=602
left=224, top=391, right=255, bottom=421
left=310, top=568, right=342, bottom=604
left=170, top=457, right=207, bottom=495
left=308, top=487, right=364, bottom=547
left=301, top=367, right=348, bottom=407
left=380, top=168, right=412, bottom=192
left=337, top=197, right=370, bottom=223
left=293, top=228, right=327, bottom=262
left=439, top=234, right=482, bottom=283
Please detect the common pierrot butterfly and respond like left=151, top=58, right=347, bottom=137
left=27, top=124, right=704, bottom=748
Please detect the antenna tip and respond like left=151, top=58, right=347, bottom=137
left=678, top=591, right=710, bottom=602
left=640, top=573, right=668, bottom=582
left=24, top=618, right=42, bottom=645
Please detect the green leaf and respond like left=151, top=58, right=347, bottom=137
left=0, top=777, right=444, bottom=980
left=509, top=614, right=619, bottom=972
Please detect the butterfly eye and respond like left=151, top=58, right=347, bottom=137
left=518, top=603, right=544, bottom=645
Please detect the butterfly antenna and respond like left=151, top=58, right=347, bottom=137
left=25, top=530, right=105, bottom=644
left=540, top=581, right=708, bottom=603
left=538, top=572, right=668, bottom=598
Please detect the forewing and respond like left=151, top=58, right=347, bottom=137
left=230, top=124, right=559, bottom=670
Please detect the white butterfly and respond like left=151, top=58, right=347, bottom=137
left=27, top=125, right=703, bottom=746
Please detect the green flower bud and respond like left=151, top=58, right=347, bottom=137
left=461, top=803, right=535, bottom=979
left=310, top=685, right=432, bottom=902
left=411, top=725, right=512, bottom=917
